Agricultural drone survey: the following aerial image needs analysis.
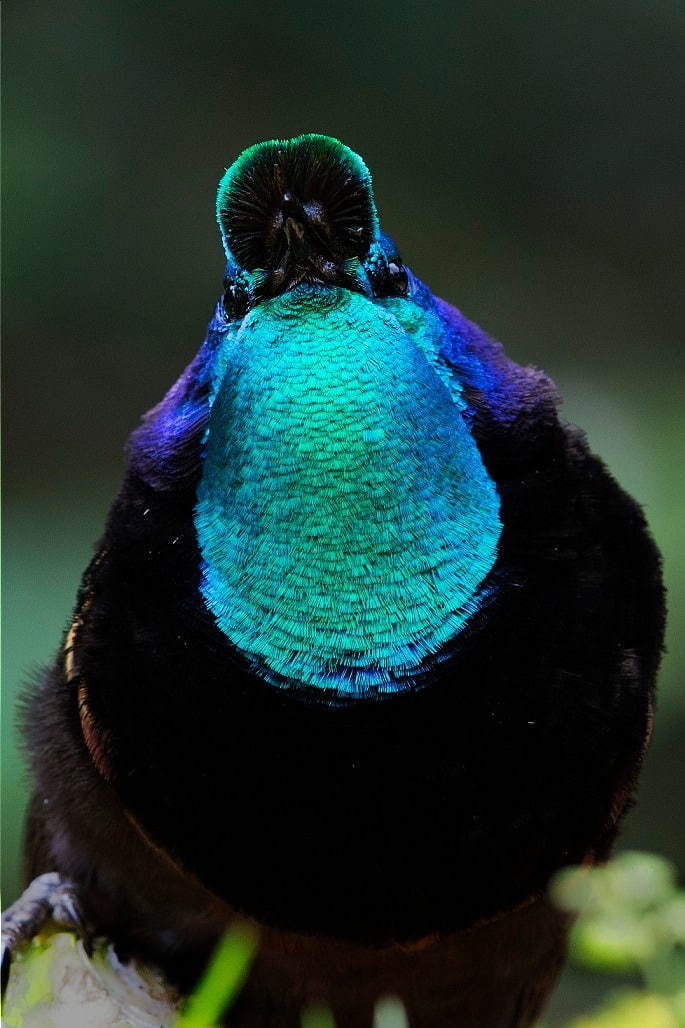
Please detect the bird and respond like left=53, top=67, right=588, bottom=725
left=5, top=133, right=664, bottom=1026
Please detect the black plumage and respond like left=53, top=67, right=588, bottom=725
left=11, top=135, right=664, bottom=1026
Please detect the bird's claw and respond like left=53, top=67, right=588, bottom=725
left=1, top=872, right=93, bottom=996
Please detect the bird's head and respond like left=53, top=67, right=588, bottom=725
left=215, top=133, right=409, bottom=311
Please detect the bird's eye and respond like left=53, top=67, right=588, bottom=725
left=221, top=275, right=249, bottom=321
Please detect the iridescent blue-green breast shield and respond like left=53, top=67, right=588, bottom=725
left=195, top=285, right=501, bottom=698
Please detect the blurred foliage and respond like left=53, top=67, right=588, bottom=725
left=566, top=990, right=685, bottom=1028
left=549, top=852, right=685, bottom=1026
left=373, top=997, right=410, bottom=1027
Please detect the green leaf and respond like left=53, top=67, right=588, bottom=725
left=176, top=921, right=260, bottom=1027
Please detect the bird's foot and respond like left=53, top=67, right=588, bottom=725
left=1, top=872, right=92, bottom=996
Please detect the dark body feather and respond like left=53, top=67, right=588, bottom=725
left=20, top=137, right=664, bottom=1026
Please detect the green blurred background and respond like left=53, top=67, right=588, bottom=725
left=3, top=1, right=684, bottom=1022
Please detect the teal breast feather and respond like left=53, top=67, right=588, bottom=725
left=194, top=285, right=501, bottom=697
